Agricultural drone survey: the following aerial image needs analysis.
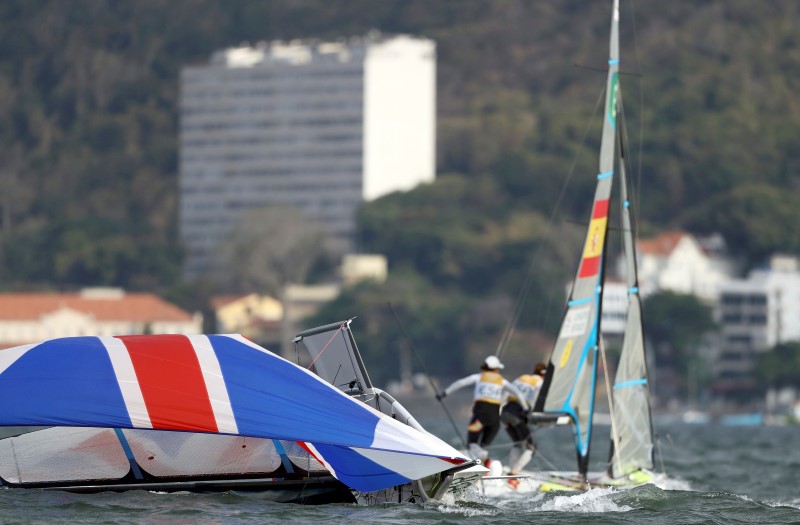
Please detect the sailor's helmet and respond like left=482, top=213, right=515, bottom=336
left=484, top=355, right=504, bottom=370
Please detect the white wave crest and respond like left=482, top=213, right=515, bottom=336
left=539, top=487, right=633, bottom=513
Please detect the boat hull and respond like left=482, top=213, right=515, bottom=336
left=481, top=468, right=656, bottom=494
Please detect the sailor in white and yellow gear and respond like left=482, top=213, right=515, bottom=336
left=436, top=356, right=528, bottom=465
left=501, top=362, right=547, bottom=487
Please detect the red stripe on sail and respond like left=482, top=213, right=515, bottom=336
left=593, top=199, right=610, bottom=219
left=117, top=335, right=217, bottom=432
left=579, top=255, right=602, bottom=278
left=297, top=442, right=326, bottom=467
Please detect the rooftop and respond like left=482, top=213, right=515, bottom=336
left=0, top=289, right=194, bottom=322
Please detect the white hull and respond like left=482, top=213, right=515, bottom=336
left=479, top=467, right=661, bottom=495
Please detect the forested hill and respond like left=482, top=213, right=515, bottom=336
left=0, top=1, right=798, bottom=308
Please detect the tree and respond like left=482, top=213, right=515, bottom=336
left=210, top=205, right=332, bottom=357
left=755, top=342, right=800, bottom=390
left=642, top=292, right=716, bottom=400
left=210, top=205, right=330, bottom=296
left=682, top=184, right=800, bottom=267
left=304, top=270, right=477, bottom=385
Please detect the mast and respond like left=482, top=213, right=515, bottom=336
left=535, top=0, right=620, bottom=480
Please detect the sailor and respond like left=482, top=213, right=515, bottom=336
left=436, top=355, right=528, bottom=466
left=501, top=362, right=547, bottom=489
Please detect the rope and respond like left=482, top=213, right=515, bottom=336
left=483, top=439, right=561, bottom=472
left=388, top=302, right=468, bottom=450
left=655, top=433, right=667, bottom=475
left=496, top=87, right=606, bottom=359
left=307, top=321, right=346, bottom=370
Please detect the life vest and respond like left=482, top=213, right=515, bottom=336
left=508, top=374, right=543, bottom=404
left=473, top=371, right=505, bottom=404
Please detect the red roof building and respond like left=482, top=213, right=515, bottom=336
left=0, top=288, right=202, bottom=349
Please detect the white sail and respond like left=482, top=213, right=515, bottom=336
left=608, top=151, right=655, bottom=478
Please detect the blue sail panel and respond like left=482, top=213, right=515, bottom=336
left=0, top=337, right=131, bottom=428
left=208, top=334, right=380, bottom=447
left=306, top=443, right=413, bottom=492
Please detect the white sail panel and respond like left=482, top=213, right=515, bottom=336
left=609, top=134, right=654, bottom=478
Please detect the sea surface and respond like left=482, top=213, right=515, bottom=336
left=1, top=420, right=799, bottom=525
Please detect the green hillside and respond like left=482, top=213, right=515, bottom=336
left=0, top=1, right=798, bottom=385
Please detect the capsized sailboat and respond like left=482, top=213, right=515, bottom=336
left=529, top=0, right=656, bottom=492
left=0, top=331, right=475, bottom=502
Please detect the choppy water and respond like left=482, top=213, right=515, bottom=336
left=2, top=422, right=799, bottom=524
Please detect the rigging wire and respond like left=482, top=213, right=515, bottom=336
left=625, top=0, right=646, bottom=232
left=483, top=439, right=561, bottom=472
left=307, top=322, right=346, bottom=370
left=498, top=3, right=648, bottom=362
left=495, top=87, right=606, bottom=360
left=388, top=302, right=468, bottom=451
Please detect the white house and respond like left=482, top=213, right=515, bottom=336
left=633, top=231, right=737, bottom=303
left=0, top=288, right=202, bottom=349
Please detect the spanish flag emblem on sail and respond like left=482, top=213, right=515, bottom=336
left=578, top=199, right=609, bottom=278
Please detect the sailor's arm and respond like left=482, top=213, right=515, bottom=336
left=437, top=374, right=479, bottom=400
left=503, top=380, right=530, bottom=411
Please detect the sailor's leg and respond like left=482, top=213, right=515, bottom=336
left=511, top=448, right=534, bottom=473
left=481, top=420, right=501, bottom=448
left=466, top=414, right=487, bottom=462
left=467, top=413, right=484, bottom=444
left=506, top=445, right=521, bottom=473
left=468, top=443, right=487, bottom=462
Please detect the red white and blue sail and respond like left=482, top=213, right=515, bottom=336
left=0, top=334, right=468, bottom=492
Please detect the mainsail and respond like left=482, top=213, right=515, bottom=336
left=608, top=109, right=655, bottom=479
left=535, top=0, right=621, bottom=479
left=0, top=334, right=468, bottom=492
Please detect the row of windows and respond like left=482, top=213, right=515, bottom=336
left=180, top=209, right=354, bottom=233
left=182, top=148, right=363, bottom=164
left=225, top=198, right=358, bottom=211
left=183, top=82, right=362, bottom=99
left=182, top=98, right=363, bottom=116
left=720, top=294, right=767, bottom=305
left=185, top=67, right=363, bottom=83
left=182, top=133, right=361, bottom=148
left=180, top=170, right=362, bottom=184
left=719, top=352, right=754, bottom=362
left=181, top=184, right=361, bottom=207
left=181, top=117, right=362, bottom=132
left=726, top=334, right=752, bottom=344
left=181, top=193, right=360, bottom=208
left=716, top=370, right=750, bottom=380
left=181, top=166, right=360, bottom=182
left=721, top=314, right=768, bottom=325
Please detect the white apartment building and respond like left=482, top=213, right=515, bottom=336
left=180, top=33, right=436, bottom=279
left=600, top=279, right=628, bottom=340
left=714, top=255, right=800, bottom=393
